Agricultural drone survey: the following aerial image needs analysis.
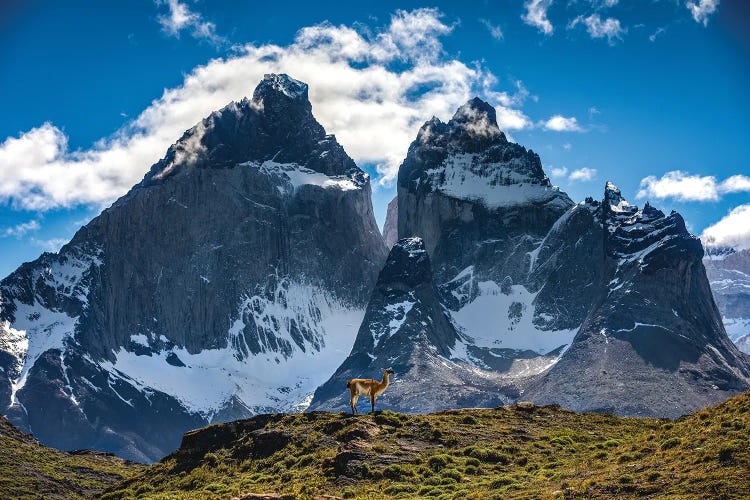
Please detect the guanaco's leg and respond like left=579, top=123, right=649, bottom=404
left=370, top=393, right=376, bottom=413
left=350, top=394, right=358, bottom=415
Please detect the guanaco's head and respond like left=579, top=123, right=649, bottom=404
left=383, top=368, right=395, bottom=375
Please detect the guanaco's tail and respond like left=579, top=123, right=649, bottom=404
left=346, top=380, right=352, bottom=390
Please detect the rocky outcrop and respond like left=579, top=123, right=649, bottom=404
left=0, top=74, right=387, bottom=462
left=309, top=237, right=516, bottom=413
left=525, top=183, right=750, bottom=417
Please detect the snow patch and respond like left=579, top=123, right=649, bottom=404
left=101, top=281, right=364, bottom=416
left=450, top=279, right=576, bottom=355
left=425, top=153, right=565, bottom=209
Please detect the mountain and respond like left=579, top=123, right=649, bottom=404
left=0, top=74, right=387, bottom=462
left=704, top=247, right=750, bottom=353
left=104, top=392, right=750, bottom=499
left=0, top=415, right=139, bottom=498
left=390, top=96, right=749, bottom=416
left=309, top=237, right=516, bottom=413
left=525, top=183, right=750, bottom=416
left=381, top=196, right=398, bottom=249
left=396, top=98, right=577, bottom=374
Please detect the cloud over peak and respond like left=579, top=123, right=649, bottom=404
left=702, top=204, right=750, bottom=250
left=637, top=171, right=750, bottom=202
left=0, top=9, right=546, bottom=211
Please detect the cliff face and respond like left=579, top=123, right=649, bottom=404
left=0, top=74, right=387, bottom=462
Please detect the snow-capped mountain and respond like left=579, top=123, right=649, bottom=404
left=704, top=247, right=750, bottom=353
left=0, top=74, right=387, bottom=462
left=396, top=97, right=576, bottom=372
left=391, top=96, right=749, bottom=416
left=309, top=237, right=516, bottom=413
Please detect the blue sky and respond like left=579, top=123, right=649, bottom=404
left=1, top=0, right=748, bottom=277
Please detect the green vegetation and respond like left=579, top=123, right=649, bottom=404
left=99, top=391, right=750, bottom=499
left=0, top=416, right=141, bottom=499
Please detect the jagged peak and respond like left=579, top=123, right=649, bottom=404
left=449, top=97, right=502, bottom=137
left=379, top=237, right=432, bottom=287
left=603, top=181, right=635, bottom=214
left=252, top=73, right=309, bottom=102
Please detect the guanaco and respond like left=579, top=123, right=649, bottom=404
left=346, top=368, right=394, bottom=414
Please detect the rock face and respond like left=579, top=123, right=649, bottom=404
left=0, top=74, right=387, bottom=462
left=381, top=196, right=398, bottom=249
left=309, top=237, right=516, bottom=413
left=525, top=183, right=750, bottom=417
left=704, top=248, right=750, bottom=352
left=396, top=98, right=577, bottom=372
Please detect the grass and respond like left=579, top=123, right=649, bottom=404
left=98, top=391, right=750, bottom=499
left=0, top=416, right=142, bottom=499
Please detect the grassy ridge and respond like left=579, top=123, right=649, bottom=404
left=0, top=416, right=141, bottom=499
left=102, top=392, right=750, bottom=499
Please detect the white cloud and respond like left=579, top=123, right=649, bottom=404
left=636, top=171, right=750, bottom=202
left=543, top=115, right=583, bottom=132
left=30, top=237, right=68, bottom=252
left=156, top=0, right=224, bottom=45
left=2, top=220, right=40, bottom=238
left=0, top=9, right=540, bottom=211
left=549, top=166, right=568, bottom=178
left=522, top=0, right=554, bottom=35
left=480, top=19, right=504, bottom=40
left=569, top=14, right=625, bottom=45
left=686, top=0, right=720, bottom=26
left=701, top=204, right=750, bottom=250
left=568, top=167, right=598, bottom=181
left=562, top=142, right=572, bottom=150
left=649, top=27, right=666, bottom=42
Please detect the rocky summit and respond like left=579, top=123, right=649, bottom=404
left=0, top=74, right=386, bottom=462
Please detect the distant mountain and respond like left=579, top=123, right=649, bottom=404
left=704, top=247, right=750, bottom=353
left=309, top=237, right=516, bottom=412
left=0, top=74, right=387, bottom=462
left=381, top=196, right=398, bottom=249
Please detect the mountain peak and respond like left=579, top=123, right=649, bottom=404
left=604, top=181, right=635, bottom=214
left=449, top=97, right=501, bottom=136
left=253, top=73, right=309, bottom=102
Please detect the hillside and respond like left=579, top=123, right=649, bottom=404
left=103, top=392, right=750, bottom=499
left=0, top=416, right=141, bottom=498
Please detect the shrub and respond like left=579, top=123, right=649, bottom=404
left=660, top=438, right=681, bottom=451
left=441, top=468, right=463, bottom=482
left=428, top=454, right=452, bottom=471
left=382, top=463, right=413, bottom=480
